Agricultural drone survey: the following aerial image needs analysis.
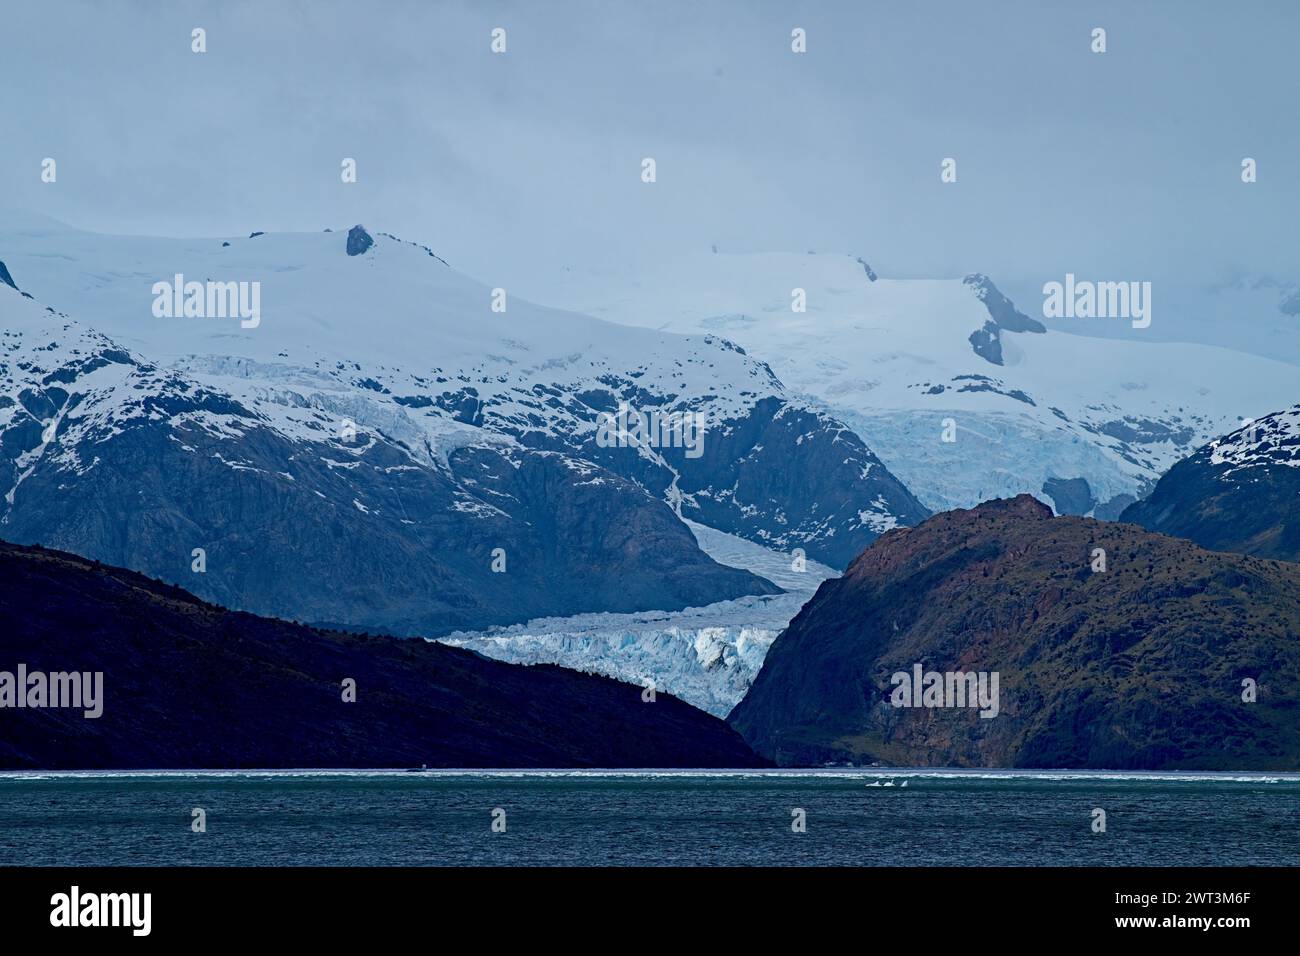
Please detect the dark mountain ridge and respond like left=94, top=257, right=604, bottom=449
left=0, top=538, right=766, bottom=769
left=730, top=495, right=1300, bottom=770
left=1121, top=402, right=1300, bottom=562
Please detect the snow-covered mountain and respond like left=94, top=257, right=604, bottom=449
left=1202, top=402, right=1300, bottom=474
left=1121, top=402, right=1300, bottom=562
left=0, top=212, right=925, bottom=638
left=1, top=283, right=790, bottom=634
left=516, top=253, right=1300, bottom=516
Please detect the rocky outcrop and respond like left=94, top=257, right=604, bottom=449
left=963, top=273, right=1046, bottom=365
left=346, top=224, right=374, bottom=256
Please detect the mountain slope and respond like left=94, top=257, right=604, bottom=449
left=0, top=214, right=927, bottom=574
left=0, top=285, right=774, bottom=634
left=0, top=538, right=766, bottom=769
left=729, top=496, right=1300, bottom=770
left=0, top=215, right=934, bottom=643
left=1121, top=403, right=1300, bottom=562
left=517, top=253, right=1300, bottom=516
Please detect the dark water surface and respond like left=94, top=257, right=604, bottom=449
left=1, top=770, right=1296, bottom=866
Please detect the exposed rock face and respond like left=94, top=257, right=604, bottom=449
left=1041, top=476, right=1095, bottom=515
left=730, top=495, right=1300, bottom=770
left=1122, top=403, right=1300, bottom=562
left=963, top=273, right=1046, bottom=365
left=346, top=224, right=374, bottom=256
left=0, top=539, right=767, bottom=769
left=556, top=394, right=929, bottom=569
left=1279, top=287, right=1300, bottom=316
left=1092, top=493, right=1137, bottom=521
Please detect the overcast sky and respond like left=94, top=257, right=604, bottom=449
left=2, top=0, right=1297, bottom=309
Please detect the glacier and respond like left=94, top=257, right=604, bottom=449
left=438, top=519, right=838, bottom=717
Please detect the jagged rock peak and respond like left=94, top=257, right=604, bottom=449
left=346, top=225, right=374, bottom=256
left=0, top=259, right=18, bottom=291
